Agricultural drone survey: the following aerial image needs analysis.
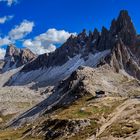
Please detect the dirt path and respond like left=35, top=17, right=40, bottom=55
left=87, top=98, right=140, bottom=140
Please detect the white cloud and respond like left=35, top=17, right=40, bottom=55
left=0, top=0, right=17, bottom=6
left=0, top=20, right=76, bottom=57
left=0, top=48, right=6, bottom=59
left=23, top=28, right=76, bottom=54
left=35, top=28, right=75, bottom=44
left=0, top=15, right=14, bottom=24
left=9, top=20, right=34, bottom=40
left=0, top=36, right=11, bottom=47
left=23, top=39, right=47, bottom=54
left=47, top=44, right=56, bottom=52
left=0, top=20, right=34, bottom=49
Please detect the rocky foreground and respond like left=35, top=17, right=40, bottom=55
left=0, top=66, right=139, bottom=140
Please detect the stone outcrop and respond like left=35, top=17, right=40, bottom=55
left=31, top=119, right=90, bottom=140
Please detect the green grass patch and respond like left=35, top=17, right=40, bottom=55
left=0, top=125, right=43, bottom=140
left=53, top=95, right=124, bottom=120
left=99, top=122, right=139, bottom=138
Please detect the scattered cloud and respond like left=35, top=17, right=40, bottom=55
left=0, top=37, right=10, bottom=59
left=0, top=15, right=14, bottom=24
left=0, top=20, right=76, bottom=58
left=0, top=0, right=17, bottom=6
left=23, top=28, right=76, bottom=54
left=35, top=28, right=75, bottom=44
left=0, top=36, right=11, bottom=47
left=9, top=20, right=34, bottom=40
left=0, top=48, right=6, bottom=59
left=0, top=20, right=34, bottom=48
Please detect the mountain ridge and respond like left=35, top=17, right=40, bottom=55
left=3, top=10, right=140, bottom=88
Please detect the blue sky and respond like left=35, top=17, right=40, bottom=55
left=0, top=0, right=140, bottom=58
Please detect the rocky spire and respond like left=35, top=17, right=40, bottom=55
left=110, top=19, right=117, bottom=35
left=77, top=29, right=88, bottom=41
left=96, top=10, right=137, bottom=52
left=87, top=28, right=100, bottom=49
left=5, top=44, right=20, bottom=60
left=88, top=28, right=100, bottom=42
left=117, top=10, right=136, bottom=34
left=110, top=10, right=136, bottom=46
left=97, top=26, right=110, bottom=51
left=19, top=48, right=36, bottom=65
left=93, top=28, right=100, bottom=39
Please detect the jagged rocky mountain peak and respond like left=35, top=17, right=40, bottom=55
left=77, top=29, right=88, bottom=41
left=117, top=10, right=133, bottom=27
left=93, top=28, right=100, bottom=36
left=81, top=28, right=87, bottom=35
left=69, top=34, right=76, bottom=40
left=5, top=44, right=20, bottom=59
left=101, top=26, right=109, bottom=33
left=110, top=10, right=136, bottom=33
left=2, top=44, right=37, bottom=72
left=110, top=10, right=136, bottom=46
left=20, top=48, right=36, bottom=59
left=20, top=48, right=36, bottom=64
